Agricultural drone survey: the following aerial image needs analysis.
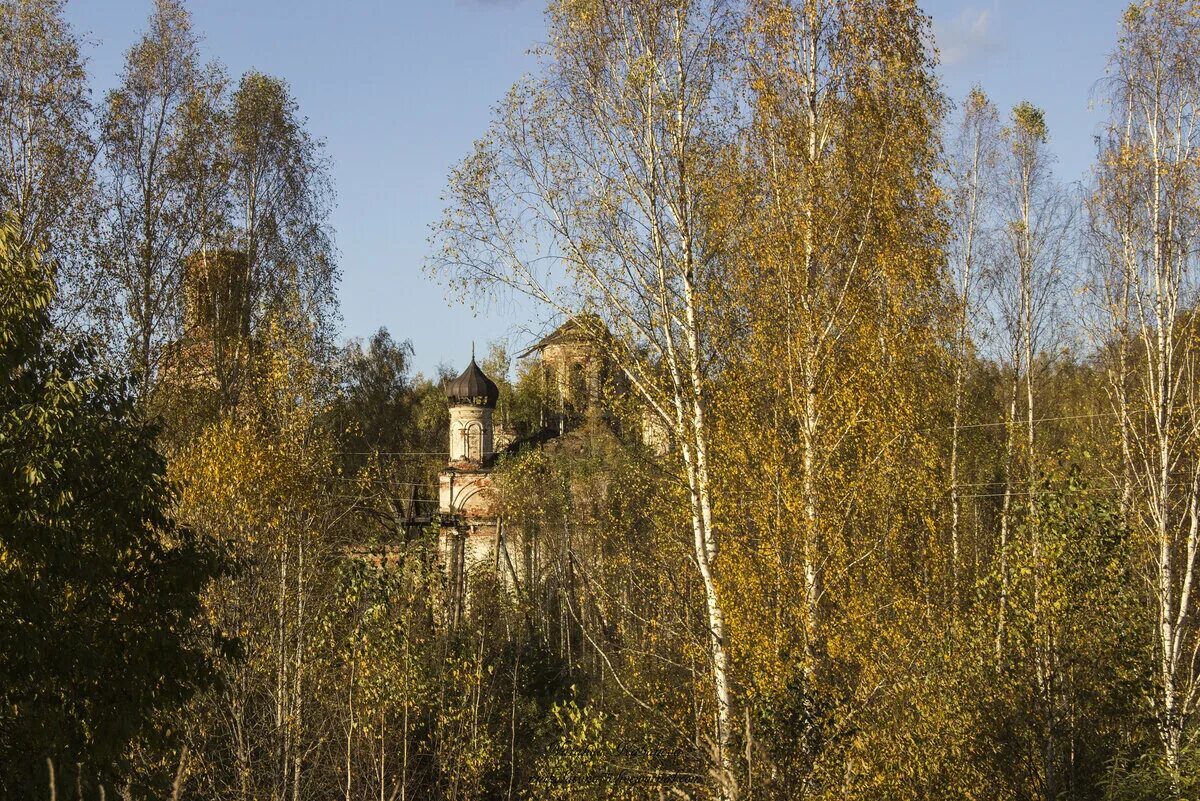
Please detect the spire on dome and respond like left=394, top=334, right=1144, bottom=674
left=444, top=354, right=499, bottom=408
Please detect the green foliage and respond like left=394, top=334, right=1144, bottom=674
left=985, top=461, right=1152, bottom=798
left=332, top=327, right=420, bottom=458
left=1105, top=741, right=1200, bottom=801
left=312, top=558, right=436, bottom=801
left=1011, top=100, right=1048, bottom=143
left=0, top=219, right=224, bottom=795
left=526, top=701, right=641, bottom=800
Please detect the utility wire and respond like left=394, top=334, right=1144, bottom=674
left=337, top=451, right=449, bottom=457
left=331, top=477, right=438, bottom=488
left=927, top=486, right=1121, bottom=502
left=954, top=410, right=1128, bottom=430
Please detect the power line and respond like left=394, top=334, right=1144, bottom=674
left=947, top=475, right=1121, bottom=489
left=337, top=451, right=449, bottom=457
left=932, top=486, right=1122, bottom=502
left=955, top=409, right=1127, bottom=430
left=330, top=477, right=438, bottom=488
left=329, top=495, right=441, bottom=505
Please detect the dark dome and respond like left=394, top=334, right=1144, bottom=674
left=444, top=358, right=499, bottom=407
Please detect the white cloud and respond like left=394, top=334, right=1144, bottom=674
left=934, top=7, right=1002, bottom=67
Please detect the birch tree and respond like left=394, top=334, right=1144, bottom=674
left=1091, top=0, right=1200, bottom=772
left=716, top=3, right=951, bottom=795
left=992, top=101, right=1072, bottom=658
left=228, top=71, right=337, bottom=351
left=175, top=324, right=346, bottom=801
left=731, top=0, right=948, bottom=667
left=431, top=0, right=741, bottom=794
left=945, top=87, right=999, bottom=604
left=0, top=0, right=99, bottom=327
left=1088, top=79, right=1140, bottom=528
left=99, top=0, right=220, bottom=398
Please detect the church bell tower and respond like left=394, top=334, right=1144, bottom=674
left=443, top=352, right=499, bottom=465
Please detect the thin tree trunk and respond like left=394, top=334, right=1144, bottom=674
left=997, top=373, right=1018, bottom=662
left=950, top=115, right=984, bottom=607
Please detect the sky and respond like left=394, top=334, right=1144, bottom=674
left=63, top=0, right=1131, bottom=378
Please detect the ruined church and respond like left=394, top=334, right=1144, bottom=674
left=435, top=317, right=619, bottom=594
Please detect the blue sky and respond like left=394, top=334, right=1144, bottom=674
left=64, top=0, right=1130, bottom=377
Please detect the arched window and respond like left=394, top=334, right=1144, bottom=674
left=466, top=423, right=482, bottom=461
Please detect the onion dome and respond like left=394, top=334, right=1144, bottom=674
left=444, top=356, right=499, bottom=408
